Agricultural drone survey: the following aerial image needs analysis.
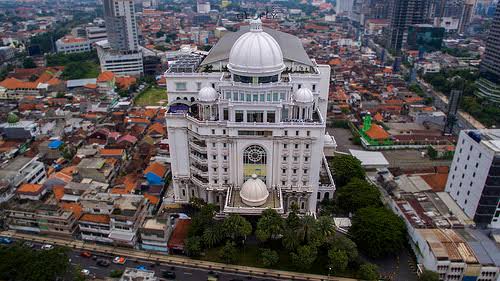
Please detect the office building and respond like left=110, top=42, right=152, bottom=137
left=197, top=0, right=211, bottom=13
left=387, top=0, right=429, bottom=53
left=476, top=2, right=500, bottom=103
left=459, top=0, right=476, bottom=33
left=165, top=18, right=335, bottom=216
left=336, top=0, right=354, bottom=17
left=445, top=130, right=500, bottom=228
left=98, top=0, right=143, bottom=76
left=56, top=36, right=91, bottom=54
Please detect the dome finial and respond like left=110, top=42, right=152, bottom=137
left=251, top=174, right=258, bottom=179
left=250, top=17, right=262, bottom=32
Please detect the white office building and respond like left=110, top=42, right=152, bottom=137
left=446, top=130, right=500, bottom=229
left=165, top=19, right=335, bottom=216
left=56, top=36, right=91, bottom=54
left=197, top=0, right=211, bottom=13
left=96, top=40, right=144, bottom=76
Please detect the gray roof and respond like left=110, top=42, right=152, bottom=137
left=201, top=26, right=314, bottom=67
left=457, top=228, right=500, bottom=266
left=66, top=78, right=97, bottom=88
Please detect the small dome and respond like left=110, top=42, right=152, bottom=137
left=228, top=18, right=285, bottom=77
left=198, top=87, right=218, bottom=102
left=239, top=174, right=269, bottom=207
left=293, top=88, right=314, bottom=103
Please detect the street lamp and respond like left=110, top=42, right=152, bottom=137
left=328, top=267, right=332, bottom=277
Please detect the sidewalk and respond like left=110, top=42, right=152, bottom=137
left=1, top=230, right=358, bottom=281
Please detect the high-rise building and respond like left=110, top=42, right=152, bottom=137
left=476, top=2, right=500, bottom=103
left=387, top=0, right=429, bottom=53
left=165, top=19, right=335, bottom=215
left=459, top=0, right=476, bottom=33
left=103, top=0, right=139, bottom=51
left=445, top=130, right=500, bottom=229
left=98, top=0, right=143, bottom=76
left=336, top=0, right=354, bottom=17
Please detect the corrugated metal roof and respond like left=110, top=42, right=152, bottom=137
left=201, top=26, right=314, bottom=67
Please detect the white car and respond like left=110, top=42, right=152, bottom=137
left=81, top=269, right=90, bottom=276
left=41, top=244, right=54, bottom=250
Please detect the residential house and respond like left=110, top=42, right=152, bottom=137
left=77, top=157, right=118, bottom=183
left=109, top=195, right=148, bottom=247
left=16, top=183, right=47, bottom=200
left=139, top=217, right=171, bottom=253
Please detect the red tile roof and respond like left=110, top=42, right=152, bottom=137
left=80, top=213, right=110, bottom=224
left=144, top=162, right=167, bottom=177
left=97, top=71, right=115, bottom=83
left=365, top=124, right=390, bottom=140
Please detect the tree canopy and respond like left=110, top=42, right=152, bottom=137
left=358, top=263, right=379, bottom=281
left=0, top=244, right=70, bottom=281
left=256, top=208, right=284, bottom=242
left=330, top=155, right=366, bottom=187
left=336, top=178, right=382, bottom=214
left=350, top=207, right=406, bottom=258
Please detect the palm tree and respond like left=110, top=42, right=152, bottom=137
left=282, top=228, right=300, bottom=251
left=316, top=216, right=335, bottom=238
left=297, top=215, right=318, bottom=244
left=202, top=223, right=224, bottom=248
left=256, top=208, right=284, bottom=242
left=222, top=214, right=252, bottom=241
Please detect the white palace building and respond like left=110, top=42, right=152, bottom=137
left=165, top=18, right=336, bottom=215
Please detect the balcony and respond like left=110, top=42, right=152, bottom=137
left=190, top=166, right=208, bottom=178
left=189, top=154, right=207, bottom=165
left=192, top=175, right=208, bottom=187
left=189, top=141, right=207, bottom=153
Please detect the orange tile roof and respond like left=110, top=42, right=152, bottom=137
left=97, top=71, right=115, bottom=83
left=144, top=193, right=160, bottom=205
left=61, top=36, right=87, bottom=43
left=17, top=183, right=43, bottom=194
left=405, top=97, right=424, bottom=103
left=365, top=124, right=390, bottom=140
left=115, top=76, right=137, bottom=89
left=144, top=162, right=167, bottom=177
left=80, top=213, right=110, bottom=224
left=373, top=112, right=383, bottom=122
left=50, top=166, right=76, bottom=183
left=111, top=174, right=138, bottom=194
left=99, top=148, right=125, bottom=156
left=84, top=83, right=97, bottom=89
left=52, top=185, right=65, bottom=201
left=0, top=77, right=39, bottom=90
left=148, top=122, right=165, bottom=135
left=60, top=202, right=82, bottom=218
left=421, top=173, right=448, bottom=192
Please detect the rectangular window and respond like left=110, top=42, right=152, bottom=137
left=225, top=92, right=231, bottom=99
left=267, top=111, right=275, bottom=123
left=175, top=82, right=187, bottom=91
left=284, top=130, right=288, bottom=136
left=273, top=92, right=279, bottom=101
left=235, top=111, right=244, bottom=122
left=280, top=92, right=285, bottom=100
left=246, top=94, right=252, bottom=101
left=247, top=111, right=264, bottom=123
left=260, top=94, right=265, bottom=102
left=253, top=94, right=258, bottom=101
left=223, top=109, right=229, bottom=120
left=196, top=82, right=202, bottom=91
left=266, top=93, right=271, bottom=101
left=312, top=84, right=316, bottom=91
left=240, top=92, right=245, bottom=101
left=233, top=92, right=238, bottom=101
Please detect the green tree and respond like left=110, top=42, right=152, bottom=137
left=297, top=215, right=319, bottom=245
left=291, top=245, right=317, bottom=270
left=336, top=178, right=382, bottom=214
left=185, top=236, right=202, bottom=257
left=188, top=203, right=217, bottom=237
left=328, top=236, right=358, bottom=263
left=330, top=155, right=366, bottom=187
left=109, top=269, right=124, bottom=278
left=73, top=265, right=85, bottom=281
left=222, top=214, right=252, bottom=241
left=260, top=248, right=279, bottom=267
left=419, top=270, right=439, bottom=281
left=202, top=223, right=224, bottom=248
left=218, top=241, right=238, bottom=264
left=22, top=57, right=36, bottom=68
left=350, top=207, right=406, bottom=258
left=358, top=263, right=379, bottom=281
left=0, top=245, right=70, bottom=281
left=327, top=248, right=348, bottom=273
left=256, top=208, right=284, bottom=242
left=316, top=216, right=335, bottom=238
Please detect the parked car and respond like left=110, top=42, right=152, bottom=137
left=96, top=259, right=110, bottom=267
left=41, top=244, right=54, bottom=250
left=22, top=241, right=34, bottom=248
left=113, top=256, right=126, bottom=264
left=135, top=265, right=147, bottom=271
left=0, top=237, right=13, bottom=244
left=162, top=270, right=176, bottom=279
left=80, top=251, right=92, bottom=258
left=81, top=269, right=90, bottom=276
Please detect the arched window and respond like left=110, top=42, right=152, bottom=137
left=324, top=192, right=330, bottom=200
left=243, top=145, right=267, bottom=181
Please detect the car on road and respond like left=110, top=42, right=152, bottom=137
left=41, top=244, right=54, bottom=250
left=135, top=265, right=147, bottom=271
left=0, top=237, right=13, bottom=244
left=22, top=241, right=34, bottom=248
left=113, top=256, right=126, bottom=264
left=81, top=269, right=90, bottom=276
left=207, top=271, right=218, bottom=281
left=161, top=270, right=176, bottom=279
left=80, top=251, right=92, bottom=258
left=96, top=259, right=110, bottom=267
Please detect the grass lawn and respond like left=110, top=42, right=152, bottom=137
left=134, top=86, right=168, bottom=106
